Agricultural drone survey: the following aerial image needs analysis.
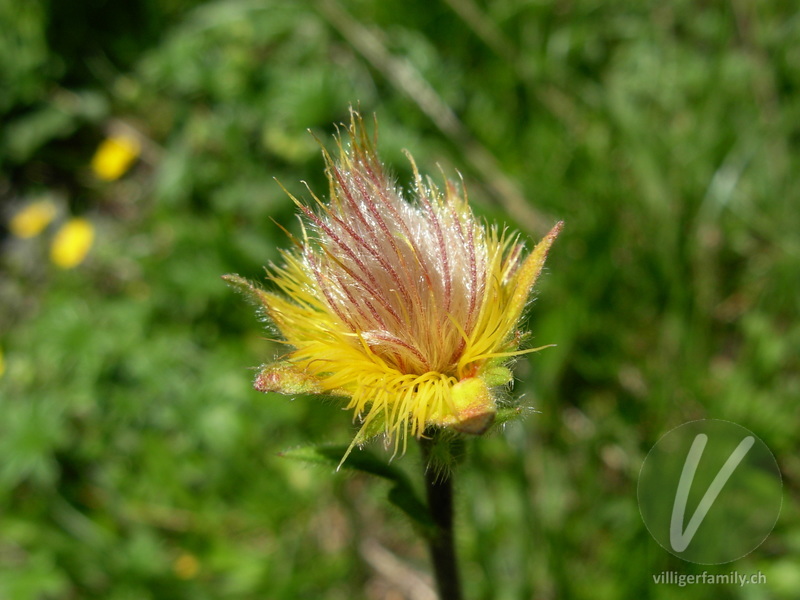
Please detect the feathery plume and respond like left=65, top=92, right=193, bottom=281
left=225, top=111, right=561, bottom=460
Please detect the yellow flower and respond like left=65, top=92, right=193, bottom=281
left=9, top=199, right=57, bottom=239
left=173, top=553, right=200, bottom=579
left=91, top=134, right=141, bottom=181
left=225, top=112, right=561, bottom=457
left=50, top=218, right=95, bottom=269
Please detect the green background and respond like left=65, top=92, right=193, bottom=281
left=1, top=0, right=798, bottom=598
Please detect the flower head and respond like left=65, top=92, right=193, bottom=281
left=91, top=134, right=140, bottom=181
left=225, top=111, right=561, bottom=457
left=9, top=199, right=57, bottom=239
left=50, top=217, right=95, bottom=269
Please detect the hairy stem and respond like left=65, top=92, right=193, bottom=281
left=420, top=436, right=463, bottom=600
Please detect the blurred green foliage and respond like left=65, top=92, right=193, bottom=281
left=1, top=0, right=799, bottom=598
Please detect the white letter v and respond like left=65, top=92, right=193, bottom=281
left=670, top=433, right=754, bottom=552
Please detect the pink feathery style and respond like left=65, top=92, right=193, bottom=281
left=225, top=111, right=561, bottom=457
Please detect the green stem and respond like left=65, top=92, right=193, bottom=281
left=420, top=436, right=463, bottom=600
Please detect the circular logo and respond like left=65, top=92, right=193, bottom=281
left=638, top=420, right=782, bottom=564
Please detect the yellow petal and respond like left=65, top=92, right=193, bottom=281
left=503, top=221, right=563, bottom=329
left=91, top=135, right=141, bottom=181
left=9, top=200, right=57, bottom=239
left=173, top=553, right=199, bottom=580
left=50, top=218, right=95, bottom=269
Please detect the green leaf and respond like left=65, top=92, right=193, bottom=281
left=3, top=103, right=76, bottom=162
left=351, top=413, right=387, bottom=446
left=280, top=444, right=436, bottom=536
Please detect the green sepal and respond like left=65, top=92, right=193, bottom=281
left=481, top=365, right=513, bottom=387
left=494, top=405, right=528, bottom=426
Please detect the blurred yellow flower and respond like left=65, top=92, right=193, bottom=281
left=91, top=134, right=141, bottom=181
left=226, top=112, right=561, bottom=459
left=173, top=553, right=200, bottom=579
left=50, top=218, right=95, bottom=269
left=9, top=200, right=57, bottom=239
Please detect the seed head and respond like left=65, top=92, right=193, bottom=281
left=225, top=111, right=561, bottom=460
